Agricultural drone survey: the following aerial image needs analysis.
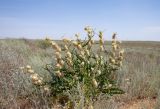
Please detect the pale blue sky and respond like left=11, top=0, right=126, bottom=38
left=0, top=0, right=160, bottom=40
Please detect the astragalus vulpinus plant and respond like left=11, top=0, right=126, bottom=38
left=23, top=27, right=124, bottom=109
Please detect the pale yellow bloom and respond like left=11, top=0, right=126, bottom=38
left=51, top=41, right=56, bottom=46
left=51, top=42, right=61, bottom=52
left=88, top=41, right=92, bottom=47
left=95, top=54, right=99, bottom=59
left=56, top=47, right=61, bottom=52
left=125, top=78, right=130, bottom=81
left=55, top=71, right=62, bottom=77
left=36, top=79, right=43, bottom=85
left=64, top=45, right=68, bottom=50
left=100, top=56, right=103, bottom=59
left=55, top=52, right=61, bottom=59
left=87, top=61, right=90, bottom=64
left=91, top=67, right=94, bottom=71
left=26, top=65, right=31, bottom=70
left=119, top=49, right=124, bottom=56
left=56, top=63, right=62, bottom=69
left=62, top=38, right=70, bottom=43
left=109, top=58, right=115, bottom=64
left=72, top=41, right=78, bottom=46
left=88, top=104, right=94, bottom=109
left=113, top=44, right=117, bottom=51
left=85, top=49, right=90, bottom=55
left=19, top=67, right=24, bottom=70
left=27, top=69, right=34, bottom=74
left=108, top=84, right=112, bottom=87
left=59, top=60, right=64, bottom=65
left=66, top=51, right=72, bottom=58
left=44, top=85, right=50, bottom=92
left=30, top=74, right=39, bottom=82
left=81, top=62, right=84, bottom=66
left=80, top=51, right=85, bottom=56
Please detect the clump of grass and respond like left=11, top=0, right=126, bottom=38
left=36, top=40, right=51, bottom=49
left=23, top=27, right=125, bottom=108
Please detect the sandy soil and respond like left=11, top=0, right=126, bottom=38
left=119, top=99, right=157, bottom=109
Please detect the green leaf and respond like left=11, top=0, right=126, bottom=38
left=102, top=88, right=125, bottom=95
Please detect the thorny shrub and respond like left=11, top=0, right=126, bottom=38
left=22, top=27, right=124, bottom=109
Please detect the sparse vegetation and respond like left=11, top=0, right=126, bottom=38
left=0, top=29, right=160, bottom=109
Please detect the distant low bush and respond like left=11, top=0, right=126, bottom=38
left=23, top=27, right=124, bottom=109
left=37, top=40, right=51, bottom=49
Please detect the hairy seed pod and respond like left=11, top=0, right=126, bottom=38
left=109, top=58, right=115, bottom=64
left=92, top=79, right=98, bottom=87
left=77, top=44, right=82, bottom=50
left=91, top=67, right=94, bottom=71
left=97, top=70, right=101, bottom=75
left=108, top=84, right=112, bottom=87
